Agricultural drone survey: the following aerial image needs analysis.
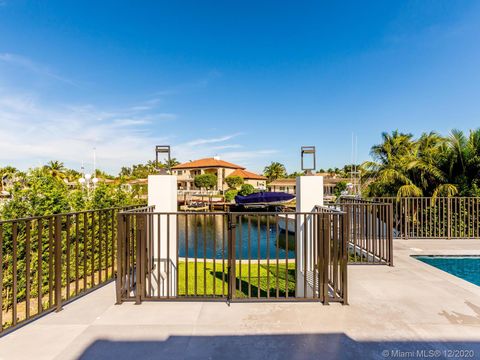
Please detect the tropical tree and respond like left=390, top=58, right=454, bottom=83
left=238, top=183, right=255, bottom=196
left=194, top=173, right=217, bottom=190
left=287, top=171, right=304, bottom=178
left=165, top=158, right=180, bottom=170
left=363, top=130, right=462, bottom=198
left=1, top=166, right=20, bottom=192
left=362, top=131, right=420, bottom=197
left=263, top=162, right=287, bottom=182
left=43, top=160, right=66, bottom=180
left=333, top=181, right=348, bottom=197
left=444, top=129, right=480, bottom=196
left=225, top=175, right=244, bottom=189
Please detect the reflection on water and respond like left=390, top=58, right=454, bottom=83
left=177, top=215, right=295, bottom=260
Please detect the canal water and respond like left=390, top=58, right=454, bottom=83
left=177, top=215, right=295, bottom=260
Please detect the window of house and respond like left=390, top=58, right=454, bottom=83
left=280, top=186, right=285, bottom=191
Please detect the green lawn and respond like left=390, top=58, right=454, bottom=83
left=178, top=261, right=296, bottom=298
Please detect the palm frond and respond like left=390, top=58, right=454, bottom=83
left=396, top=184, right=422, bottom=199
left=432, top=184, right=458, bottom=202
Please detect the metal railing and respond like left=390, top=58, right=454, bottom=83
left=372, top=197, right=480, bottom=239
left=334, top=198, right=394, bottom=265
left=116, top=208, right=348, bottom=304
left=0, top=205, right=143, bottom=334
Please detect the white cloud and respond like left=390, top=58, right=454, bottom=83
left=0, top=53, right=77, bottom=86
left=0, top=91, right=173, bottom=173
left=186, top=133, right=243, bottom=146
left=0, top=55, right=275, bottom=174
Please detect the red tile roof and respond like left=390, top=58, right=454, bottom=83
left=173, top=158, right=245, bottom=170
left=228, top=169, right=267, bottom=180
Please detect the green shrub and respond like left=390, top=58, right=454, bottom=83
left=334, top=181, right=348, bottom=197
left=194, top=173, right=217, bottom=190
left=238, top=184, right=255, bottom=196
left=224, top=189, right=238, bottom=202
left=225, top=175, right=243, bottom=189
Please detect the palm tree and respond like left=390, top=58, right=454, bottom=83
left=44, top=160, right=66, bottom=180
left=263, top=162, right=287, bottom=182
left=363, top=130, right=461, bottom=198
left=362, top=131, right=421, bottom=197
left=165, top=158, right=180, bottom=169
left=413, top=132, right=457, bottom=198
left=445, top=128, right=480, bottom=195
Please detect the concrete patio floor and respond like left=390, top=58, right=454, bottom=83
left=1, top=240, right=480, bottom=360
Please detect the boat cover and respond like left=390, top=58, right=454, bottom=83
left=235, top=192, right=295, bottom=205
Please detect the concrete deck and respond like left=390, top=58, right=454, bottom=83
left=1, top=240, right=480, bottom=360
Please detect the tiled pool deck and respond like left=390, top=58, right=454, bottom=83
left=1, top=240, right=480, bottom=360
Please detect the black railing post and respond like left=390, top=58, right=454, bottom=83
left=227, top=212, right=236, bottom=303
left=316, top=211, right=322, bottom=301
left=388, top=204, right=394, bottom=266
left=322, top=214, right=330, bottom=305
left=135, top=214, right=143, bottom=305
left=404, top=198, right=409, bottom=240
left=116, top=212, right=125, bottom=304
left=341, top=211, right=349, bottom=305
left=54, top=215, right=63, bottom=312
left=447, top=197, right=452, bottom=240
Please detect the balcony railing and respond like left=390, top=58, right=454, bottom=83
left=0, top=204, right=144, bottom=334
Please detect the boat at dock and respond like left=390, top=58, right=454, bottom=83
left=180, top=202, right=209, bottom=212
left=234, top=192, right=295, bottom=209
left=278, top=213, right=296, bottom=233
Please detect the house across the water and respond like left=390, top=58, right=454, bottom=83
left=268, top=173, right=353, bottom=201
left=172, top=157, right=266, bottom=192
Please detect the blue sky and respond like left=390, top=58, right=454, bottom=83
left=1, top=1, right=479, bottom=174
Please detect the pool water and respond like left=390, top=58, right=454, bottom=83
left=413, top=255, right=480, bottom=286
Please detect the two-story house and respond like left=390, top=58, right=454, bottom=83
left=172, top=157, right=266, bottom=192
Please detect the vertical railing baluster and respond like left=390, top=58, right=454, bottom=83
left=275, top=214, right=279, bottom=298
left=203, top=213, right=207, bottom=296
left=184, top=214, right=188, bottom=297
left=115, top=212, right=124, bottom=304
left=257, top=216, right=260, bottom=299
left=48, top=217, right=53, bottom=308
left=12, top=222, right=18, bottom=325
left=37, top=219, right=43, bottom=314
left=54, top=216, right=62, bottom=312
left=91, top=212, right=95, bottom=287
left=213, top=214, right=216, bottom=297
left=66, top=215, right=71, bottom=300
left=285, top=213, right=289, bottom=298
left=167, top=214, right=170, bottom=299
left=266, top=215, right=270, bottom=299
left=247, top=216, right=251, bottom=298
left=98, top=211, right=103, bottom=285
left=25, top=220, right=31, bottom=319
left=0, top=224, right=3, bottom=331
left=176, top=213, right=179, bottom=298
left=222, top=214, right=225, bottom=297
left=194, top=213, right=197, bottom=297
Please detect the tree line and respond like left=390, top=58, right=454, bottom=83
left=362, top=129, right=480, bottom=198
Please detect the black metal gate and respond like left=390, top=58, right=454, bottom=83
left=116, top=208, right=348, bottom=304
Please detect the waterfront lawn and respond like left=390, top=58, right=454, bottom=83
left=178, top=261, right=296, bottom=298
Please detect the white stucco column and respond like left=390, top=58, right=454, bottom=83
left=148, top=175, right=177, bottom=296
left=295, top=176, right=324, bottom=298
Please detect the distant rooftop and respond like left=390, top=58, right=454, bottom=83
left=229, top=169, right=267, bottom=180
left=172, top=157, right=245, bottom=170
left=268, top=178, right=296, bottom=186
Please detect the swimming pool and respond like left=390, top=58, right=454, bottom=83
left=413, top=255, right=480, bottom=286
